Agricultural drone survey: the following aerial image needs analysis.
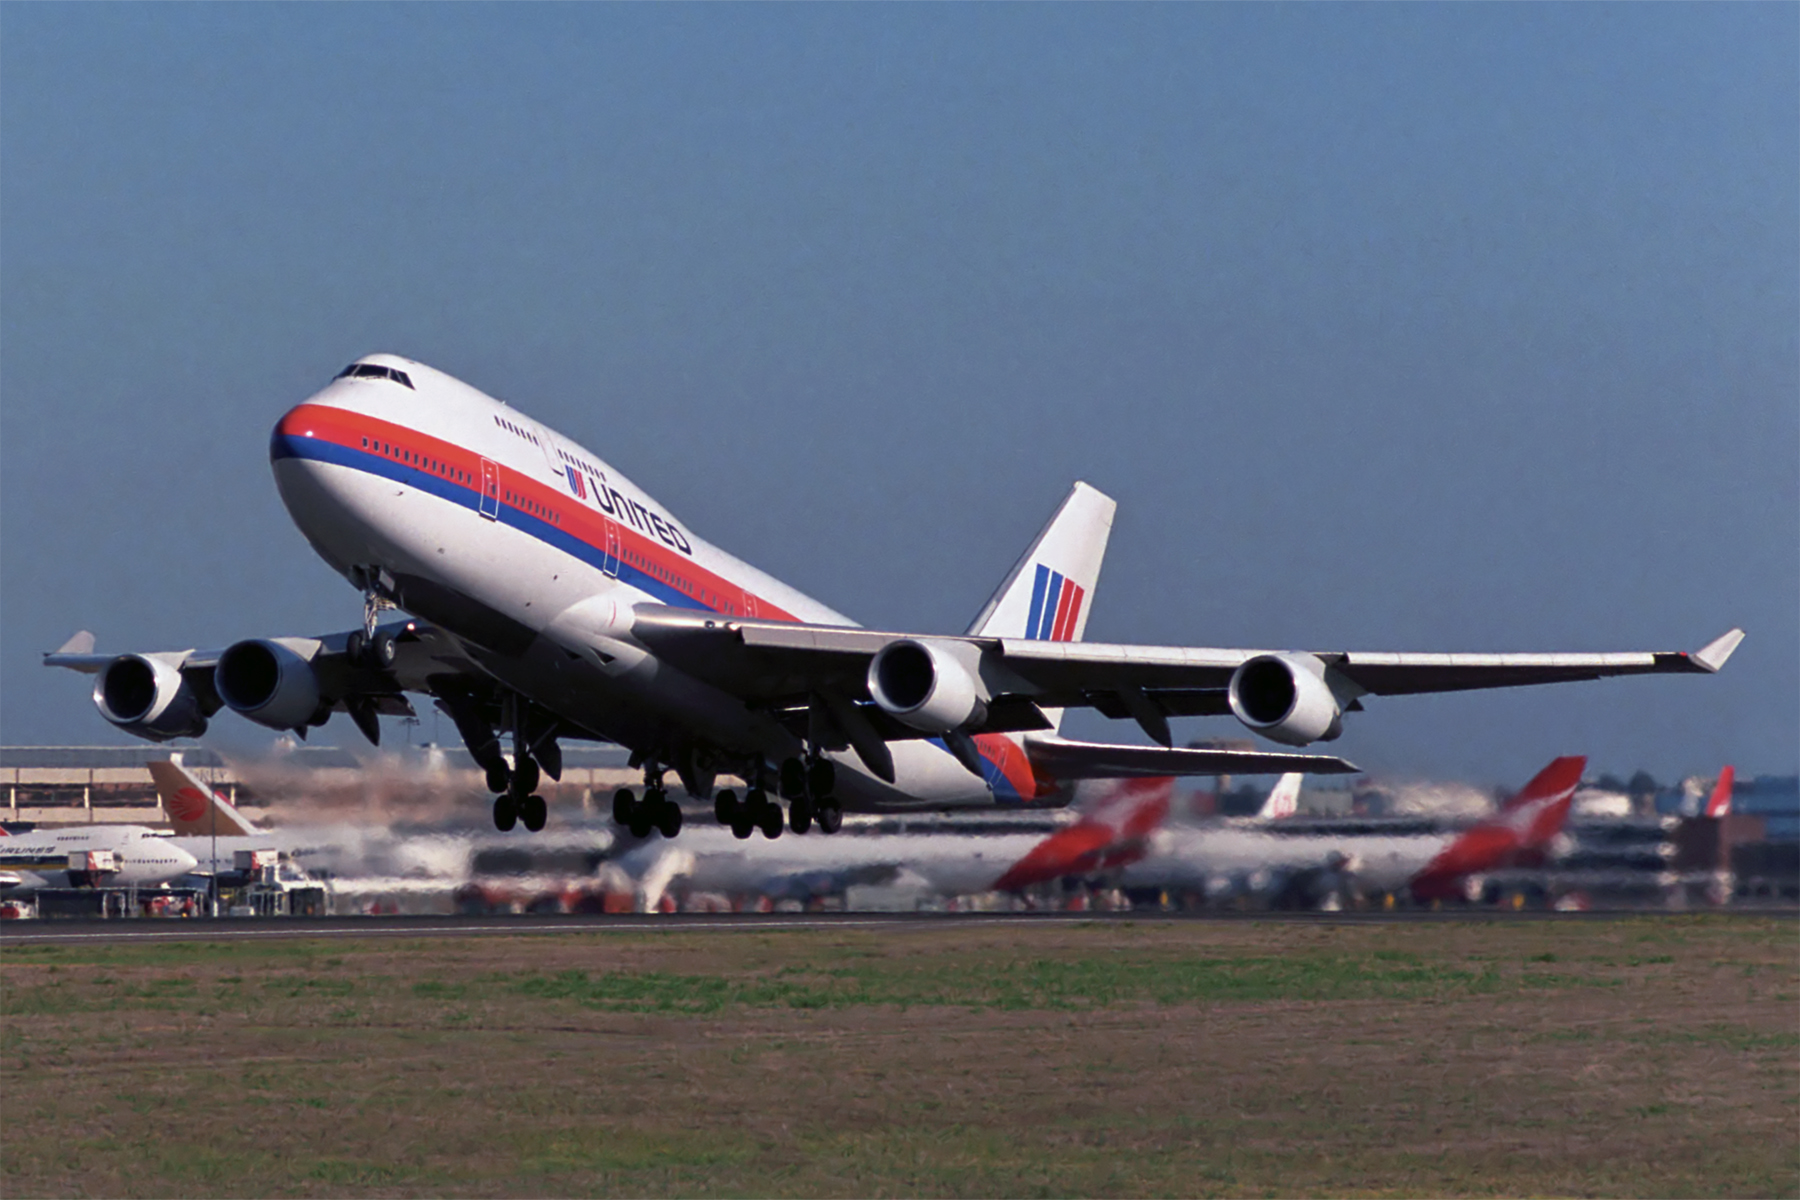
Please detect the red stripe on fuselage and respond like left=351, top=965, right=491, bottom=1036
left=276, top=404, right=797, bottom=621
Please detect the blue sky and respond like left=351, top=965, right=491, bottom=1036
left=2, top=5, right=1794, bottom=786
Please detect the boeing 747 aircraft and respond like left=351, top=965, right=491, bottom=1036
left=47, top=354, right=1742, bottom=840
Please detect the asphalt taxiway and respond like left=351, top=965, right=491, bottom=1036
left=2, top=906, right=1793, bottom=946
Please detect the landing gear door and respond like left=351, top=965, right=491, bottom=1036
left=601, top=519, right=621, bottom=578
left=479, top=459, right=500, bottom=520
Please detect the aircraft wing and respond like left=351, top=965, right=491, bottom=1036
left=627, top=604, right=1743, bottom=748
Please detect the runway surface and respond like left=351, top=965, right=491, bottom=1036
left=3, top=906, right=1793, bottom=946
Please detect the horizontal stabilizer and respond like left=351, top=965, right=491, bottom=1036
left=1024, top=735, right=1356, bottom=780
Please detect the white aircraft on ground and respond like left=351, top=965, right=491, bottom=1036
left=47, top=354, right=1741, bottom=841
left=0, top=824, right=198, bottom=892
left=1121, top=756, right=1588, bottom=907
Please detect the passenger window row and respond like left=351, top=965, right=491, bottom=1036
left=361, top=437, right=473, bottom=485
left=493, top=414, right=541, bottom=447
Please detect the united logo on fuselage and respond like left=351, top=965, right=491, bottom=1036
left=1025, top=564, right=1085, bottom=642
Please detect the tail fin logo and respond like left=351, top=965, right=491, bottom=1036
left=1025, top=564, right=1086, bottom=642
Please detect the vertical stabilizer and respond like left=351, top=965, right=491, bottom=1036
left=1257, top=773, right=1303, bottom=819
left=148, top=754, right=262, bottom=838
left=1705, top=766, right=1735, bottom=818
left=964, top=482, right=1115, bottom=739
left=965, top=481, right=1116, bottom=643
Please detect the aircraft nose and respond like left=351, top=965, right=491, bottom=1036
left=171, top=843, right=200, bottom=875
left=270, top=405, right=317, bottom=465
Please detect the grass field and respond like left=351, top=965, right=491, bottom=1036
left=2, top=916, right=1795, bottom=1197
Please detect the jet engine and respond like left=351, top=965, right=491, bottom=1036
left=214, top=639, right=322, bottom=732
left=867, top=639, right=988, bottom=734
left=1228, top=652, right=1343, bottom=746
left=93, top=654, right=208, bottom=741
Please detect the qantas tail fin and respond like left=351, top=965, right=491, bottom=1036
left=1501, top=756, right=1587, bottom=814
left=148, top=754, right=261, bottom=837
left=1705, top=766, right=1735, bottom=818
left=1412, top=755, right=1584, bottom=900
left=1257, top=773, right=1303, bottom=819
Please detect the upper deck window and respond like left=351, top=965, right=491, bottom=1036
left=335, top=363, right=415, bottom=390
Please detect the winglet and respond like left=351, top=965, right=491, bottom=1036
left=1692, top=628, right=1745, bottom=673
left=54, top=631, right=96, bottom=656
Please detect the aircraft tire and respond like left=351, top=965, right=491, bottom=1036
left=612, top=787, right=636, bottom=826
left=346, top=630, right=367, bottom=664
left=656, top=799, right=683, bottom=839
left=788, top=798, right=812, bottom=835
left=731, top=816, right=755, bottom=840
left=806, top=757, right=835, bottom=798
left=493, top=795, right=518, bottom=832
left=816, top=800, right=843, bottom=835
left=521, top=794, right=547, bottom=832
left=372, top=630, right=398, bottom=668
left=758, top=802, right=784, bottom=839
left=486, top=761, right=511, bottom=794
left=512, top=755, right=540, bottom=797
left=629, top=809, right=656, bottom=839
left=713, top=789, right=738, bottom=826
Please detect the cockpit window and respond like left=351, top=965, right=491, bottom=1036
left=334, top=363, right=415, bottom=389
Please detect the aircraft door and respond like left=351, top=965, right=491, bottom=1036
left=479, top=459, right=500, bottom=520
left=601, top=519, right=621, bottom=578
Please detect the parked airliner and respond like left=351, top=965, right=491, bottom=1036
left=0, top=825, right=198, bottom=892
left=47, top=354, right=1742, bottom=840
left=1121, top=756, right=1587, bottom=907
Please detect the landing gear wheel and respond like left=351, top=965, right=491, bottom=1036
left=371, top=629, right=399, bottom=669
left=736, top=788, right=768, bottom=839
left=520, top=794, right=548, bottom=832
left=486, top=761, right=511, bottom=795
left=656, top=799, right=683, bottom=839
left=512, top=755, right=541, bottom=797
left=789, top=796, right=813, bottom=835
left=612, top=787, right=636, bottom=826
left=346, top=629, right=367, bottom=664
left=779, top=757, right=806, bottom=800
left=493, top=795, right=518, bottom=832
left=816, top=799, right=843, bottom=835
left=806, top=757, right=836, bottom=799
left=714, top=789, right=739, bottom=826
left=757, top=801, right=784, bottom=840
left=630, top=788, right=663, bottom=838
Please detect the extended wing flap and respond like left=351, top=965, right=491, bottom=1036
left=1024, top=735, right=1357, bottom=780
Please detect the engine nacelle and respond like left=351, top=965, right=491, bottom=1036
left=1228, top=652, right=1344, bottom=746
left=93, top=654, right=208, bottom=741
left=215, top=639, right=322, bottom=732
left=866, top=639, right=988, bottom=734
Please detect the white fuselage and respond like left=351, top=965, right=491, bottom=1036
left=0, top=826, right=199, bottom=891
left=270, top=357, right=1031, bottom=811
left=1120, top=824, right=1453, bottom=897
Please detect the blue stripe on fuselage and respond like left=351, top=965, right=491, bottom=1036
left=271, top=431, right=710, bottom=612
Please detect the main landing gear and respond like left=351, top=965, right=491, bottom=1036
left=713, top=755, right=843, bottom=840
left=485, top=697, right=549, bottom=834
left=611, top=771, right=683, bottom=840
